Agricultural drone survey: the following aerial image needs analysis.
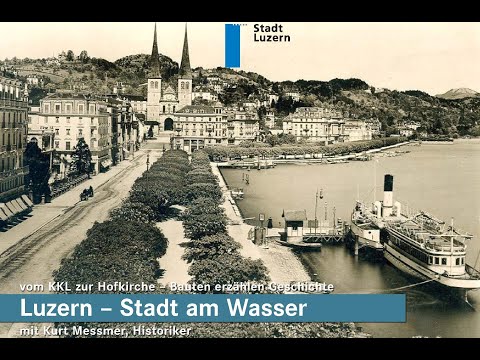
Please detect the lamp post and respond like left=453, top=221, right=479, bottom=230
left=146, top=153, right=150, bottom=184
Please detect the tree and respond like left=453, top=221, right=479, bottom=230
left=79, top=50, right=89, bottom=63
left=66, top=50, right=75, bottom=61
left=24, top=141, right=51, bottom=203
left=70, top=138, right=92, bottom=176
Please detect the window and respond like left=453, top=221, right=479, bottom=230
left=56, top=117, right=59, bottom=123
left=155, top=81, right=159, bottom=89
left=28, top=116, right=32, bottom=124
left=150, top=81, right=154, bottom=89
left=55, top=141, right=59, bottom=149
left=55, top=129, right=59, bottom=135
left=66, top=141, right=70, bottom=150
left=428, top=256, right=433, bottom=264
left=89, top=105, right=95, bottom=114
left=181, top=82, right=185, bottom=90
left=163, top=106, right=165, bottom=113
left=66, top=117, right=70, bottom=123
left=66, top=129, right=70, bottom=136
left=79, top=129, right=83, bottom=137
left=441, top=258, right=447, bottom=265
left=185, top=82, right=189, bottom=90
left=66, top=104, right=72, bottom=112
left=435, top=257, right=439, bottom=265
left=55, top=104, right=61, bottom=113
left=456, top=258, right=460, bottom=266
left=461, top=258, right=465, bottom=265
left=79, top=104, right=84, bottom=114
left=44, top=104, right=50, bottom=113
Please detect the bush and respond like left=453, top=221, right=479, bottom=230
left=183, top=212, right=228, bottom=240
left=110, top=201, right=156, bottom=223
left=184, top=183, right=223, bottom=204
left=188, top=254, right=269, bottom=287
left=182, top=233, right=241, bottom=263
left=53, top=220, right=168, bottom=293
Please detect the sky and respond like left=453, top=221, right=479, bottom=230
left=0, top=22, right=479, bottom=95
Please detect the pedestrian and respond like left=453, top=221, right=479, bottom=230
left=89, top=186, right=94, bottom=197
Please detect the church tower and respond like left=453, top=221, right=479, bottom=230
left=177, top=24, right=193, bottom=110
left=147, top=23, right=162, bottom=133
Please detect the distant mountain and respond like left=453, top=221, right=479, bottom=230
left=436, top=88, right=479, bottom=100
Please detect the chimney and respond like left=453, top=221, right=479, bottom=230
left=383, top=174, right=394, bottom=217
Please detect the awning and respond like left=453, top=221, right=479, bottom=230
left=21, top=195, right=34, bottom=207
left=0, top=208, right=8, bottom=221
left=0, top=203, right=15, bottom=218
left=13, top=198, right=27, bottom=212
left=6, top=201, right=21, bottom=215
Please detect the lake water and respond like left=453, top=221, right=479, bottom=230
left=220, top=139, right=480, bottom=338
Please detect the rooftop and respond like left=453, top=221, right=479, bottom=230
left=284, top=210, right=307, bottom=222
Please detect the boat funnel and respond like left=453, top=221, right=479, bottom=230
left=383, top=174, right=394, bottom=217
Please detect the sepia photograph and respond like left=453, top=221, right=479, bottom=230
left=0, top=22, right=479, bottom=339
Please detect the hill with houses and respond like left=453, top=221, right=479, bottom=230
left=1, top=53, right=479, bottom=137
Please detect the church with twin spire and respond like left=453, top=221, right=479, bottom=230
left=146, top=23, right=192, bottom=134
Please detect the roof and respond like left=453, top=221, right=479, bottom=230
left=284, top=210, right=307, bottom=222
left=43, top=93, right=88, bottom=100
left=176, top=105, right=216, bottom=114
left=121, top=94, right=146, bottom=102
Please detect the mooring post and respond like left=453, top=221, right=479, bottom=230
left=354, top=236, right=359, bottom=256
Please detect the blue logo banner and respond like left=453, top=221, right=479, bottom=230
left=0, top=294, right=406, bottom=323
left=225, top=24, right=241, bottom=68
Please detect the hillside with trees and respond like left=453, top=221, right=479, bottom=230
left=2, top=53, right=479, bottom=136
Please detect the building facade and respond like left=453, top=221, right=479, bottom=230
left=283, top=107, right=346, bottom=144
left=146, top=24, right=193, bottom=135
left=192, top=87, right=218, bottom=102
left=173, top=104, right=227, bottom=152
left=343, top=119, right=374, bottom=142
left=27, top=105, right=55, bottom=175
left=0, top=76, right=29, bottom=203
left=36, top=93, right=112, bottom=177
left=227, top=112, right=260, bottom=145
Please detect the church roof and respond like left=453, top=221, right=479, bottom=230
left=149, top=23, right=161, bottom=78
left=179, top=24, right=192, bottom=80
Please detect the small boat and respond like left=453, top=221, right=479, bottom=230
left=230, top=188, right=244, bottom=200
left=275, top=238, right=323, bottom=251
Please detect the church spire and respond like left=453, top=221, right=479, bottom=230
left=149, top=23, right=161, bottom=78
left=179, top=23, right=192, bottom=79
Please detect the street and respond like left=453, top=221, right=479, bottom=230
left=0, top=143, right=164, bottom=337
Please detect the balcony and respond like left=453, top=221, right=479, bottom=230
left=0, top=165, right=29, bottom=179
left=0, top=98, right=28, bottom=109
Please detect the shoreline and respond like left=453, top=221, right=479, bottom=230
left=218, top=140, right=413, bottom=167
left=211, top=163, right=312, bottom=283
left=212, top=162, right=371, bottom=338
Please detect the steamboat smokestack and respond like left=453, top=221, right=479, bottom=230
left=383, top=174, right=394, bottom=217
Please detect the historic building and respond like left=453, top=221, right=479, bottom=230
left=282, top=107, right=346, bottom=144
left=36, top=93, right=112, bottom=177
left=146, top=24, right=192, bottom=135
left=343, top=119, right=374, bottom=141
left=0, top=76, right=29, bottom=203
left=172, top=104, right=227, bottom=152
left=27, top=105, right=55, bottom=175
left=226, top=111, right=260, bottom=145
